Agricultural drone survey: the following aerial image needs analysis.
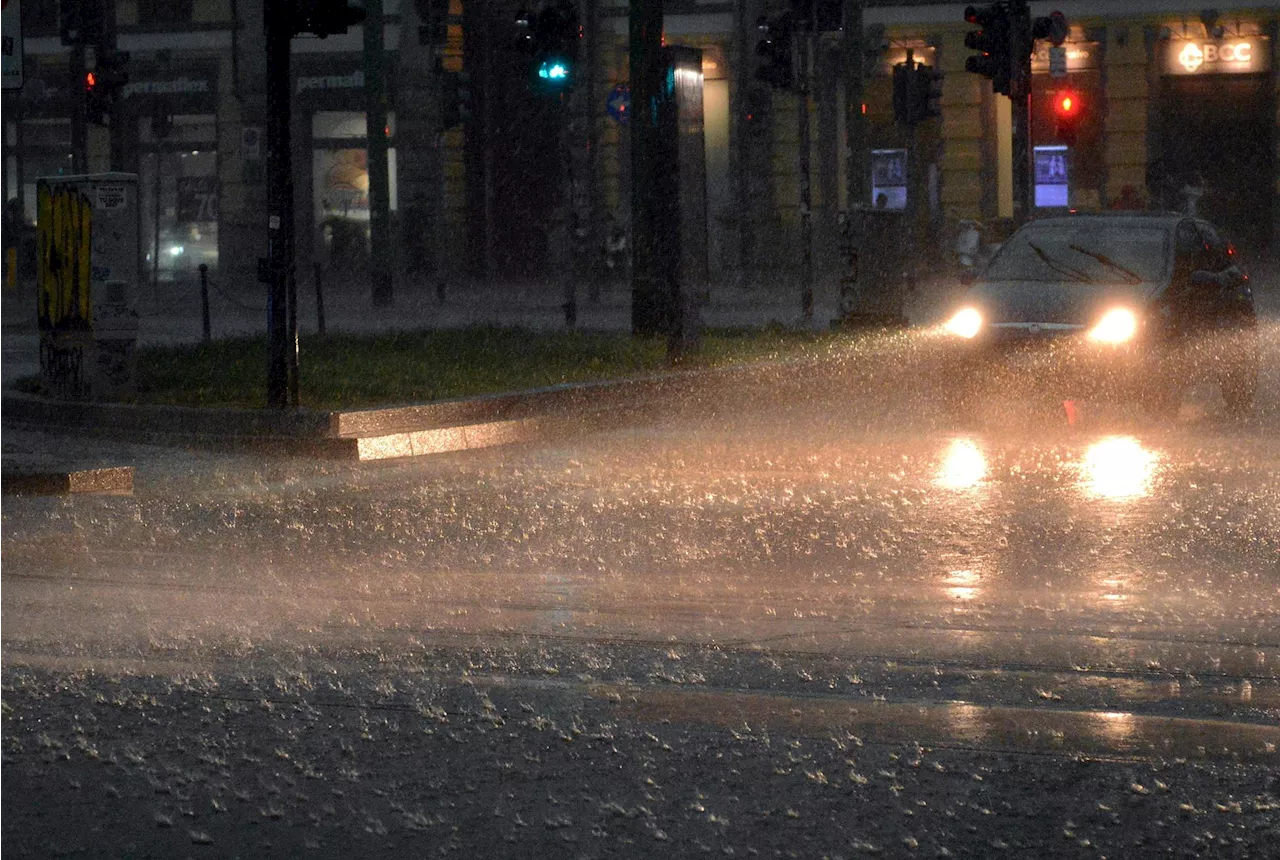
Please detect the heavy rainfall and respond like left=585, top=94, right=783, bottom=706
left=2, top=1, right=1279, bottom=858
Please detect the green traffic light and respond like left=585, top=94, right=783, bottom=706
left=538, top=59, right=570, bottom=82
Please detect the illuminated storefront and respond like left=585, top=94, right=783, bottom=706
left=1153, top=32, right=1274, bottom=252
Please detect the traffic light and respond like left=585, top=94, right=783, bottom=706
left=440, top=70, right=473, bottom=129
left=915, top=63, right=944, bottom=122
left=892, top=62, right=914, bottom=125
left=291, top=0, right=367, bottom=38
left=893, top=60, right=943, bottom=126
left=963, top=3, right=1011, bottom=96
left=755, top=15, right=793, bottom=90
left=1031, top=10, right=1069, bottom=46
left=84, top=49, right=129, bottom=126
left=1053, top=90, right=1082, bottom=145
left=516, top=2, right=580, bottom=92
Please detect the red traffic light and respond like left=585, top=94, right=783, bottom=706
left=85, top=71, right=97, bottom=89
left=1055, top=92, right=1078, bottom=115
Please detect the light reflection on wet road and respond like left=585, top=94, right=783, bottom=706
left=4, top=330, right=1280, bottom=765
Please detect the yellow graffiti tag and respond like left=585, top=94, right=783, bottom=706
left=37, top=182, right=93, bottom=332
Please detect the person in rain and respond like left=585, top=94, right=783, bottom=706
left=1180, top=172, right=1206, bottom=216
left=603, top=214, right=628, bottom=281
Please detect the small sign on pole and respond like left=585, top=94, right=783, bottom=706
left=1048, top=46, right=1068, bottom=78
left=2, top=0, right=24, bottom=91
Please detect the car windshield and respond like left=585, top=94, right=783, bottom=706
left=984, top=222, right=1171, bottom=284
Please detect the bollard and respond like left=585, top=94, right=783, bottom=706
left=198, top=264, right=211, bottom=342
left=314, top=261, right=326, bottom=336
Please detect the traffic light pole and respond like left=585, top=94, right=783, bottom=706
left=838, top=0, right=868, bottom=322
left=71, top=44, right=88, bottom=174
left=364, top=0, right=394, bottom=307
left=101, top=0, right=125, bottom=170
left=263, top=5, right=295, bottom=408
left=796, top=25, right=814, bottom=326
left=1010, top=1, right=1034, bottom=224
left=629, top=0, right=665, bottom=336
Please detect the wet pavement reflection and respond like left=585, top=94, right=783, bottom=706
left=3, top=328, right=1279, bottom=767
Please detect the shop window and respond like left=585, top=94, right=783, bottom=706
left=138, top=114, right=218, bottom=284
left=138, top=0, right=194, bottom=25
left=311, top=111, right=396, bottom=141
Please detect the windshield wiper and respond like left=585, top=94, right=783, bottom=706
left=1066, top=243, right=1143, bottom=284
left=1025, top=241, right=1093, bottom=283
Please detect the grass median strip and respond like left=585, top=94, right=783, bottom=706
left=120, top=326, right=838, bottom=410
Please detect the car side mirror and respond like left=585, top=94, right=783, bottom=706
left=1190, top=270, right=1221, bottom=288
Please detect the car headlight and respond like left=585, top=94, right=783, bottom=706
left=1088, top=308, right=1138, bottom=344
left=944, top=307, right=983, bottom=339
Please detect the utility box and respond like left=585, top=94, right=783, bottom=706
left=36, top=173, right=141, bottom=401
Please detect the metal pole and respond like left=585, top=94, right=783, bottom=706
left=838, top=0, right=867, bottom=322
left=482, top=13, right=496, bottom=280
left=264, top=5, right=294, bottom=408
left=629, top=0, right=665, bottom=335
left=796, top=27, right=814, bottom=325
left=314, top=261, right=326, bottom=336
left=1010, top=1, right=1034, bottom=224
left=365, top=0, right=393, bottom=307
left=199, top=263, right=211, bottom=341
left=562, top=95, right=577, bottom=328
left=71, top=45, right=88, bottom=174
left=101, top=0, right=125, bottom=170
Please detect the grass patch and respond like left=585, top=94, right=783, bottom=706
left=126, top=326, right=838, bottom=410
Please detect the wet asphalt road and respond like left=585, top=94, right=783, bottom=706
left=3, top=324, right=1279, bottom=857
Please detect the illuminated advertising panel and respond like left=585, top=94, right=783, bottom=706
left=1161, top=36, right=1270, bottom=75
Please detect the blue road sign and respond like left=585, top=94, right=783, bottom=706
left=606, top=83, right=630, bottom=123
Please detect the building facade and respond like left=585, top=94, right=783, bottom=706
left=3, top=1, right=1278, bottom=305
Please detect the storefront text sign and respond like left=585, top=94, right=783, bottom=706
left=1031, top=42, right=1097, bottom=73
left=1162, top=36, right=1270, bottom=75
left=0, top=0, right=22, bottom=92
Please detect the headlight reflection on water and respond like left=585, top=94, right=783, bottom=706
left=1082, top=436, right=1158, bottom=500
left=936, top=438, right=987, bottom=490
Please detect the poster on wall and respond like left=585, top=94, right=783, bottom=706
left=870, top=149, right=908, bottom=210
left=1034, top=145, right=1069, bottom=208
left=316, top=149, right=370, bottom=218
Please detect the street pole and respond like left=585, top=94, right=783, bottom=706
left=1010, top=0, right=1034, bottom=224
left=838, top=0, right=867, bottom=322
left=263, top=4, right=294, bottom=408
left=629, top=0, right=665, bottom=336
left=365, top=0, right=393, bottom=307
left=71, top=44, right=88, bottom=174
left=101, top=0, right=125, bottom=171
left=796, top=24, right=814, bottom=326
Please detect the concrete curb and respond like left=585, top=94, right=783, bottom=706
left=1, top=466, right=134, bottom=496
left=0, top=357, right=824, bottom=462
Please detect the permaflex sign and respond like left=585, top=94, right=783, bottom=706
left=2, top=0, right=23, bottom=91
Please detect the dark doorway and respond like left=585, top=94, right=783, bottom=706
left=1155, top=74, right=1274, bottom=254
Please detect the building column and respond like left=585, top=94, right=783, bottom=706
left=1103, top=25, right=1148, bottom=209
left=937, top=29, right=983, bottom=220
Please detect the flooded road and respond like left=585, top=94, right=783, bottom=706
left=4, top=329, right=1279, bottom=857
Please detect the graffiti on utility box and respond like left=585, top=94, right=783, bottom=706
left=35, top=174, right=141, bottom=401
left=36, top=182, right=95, bottom=332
